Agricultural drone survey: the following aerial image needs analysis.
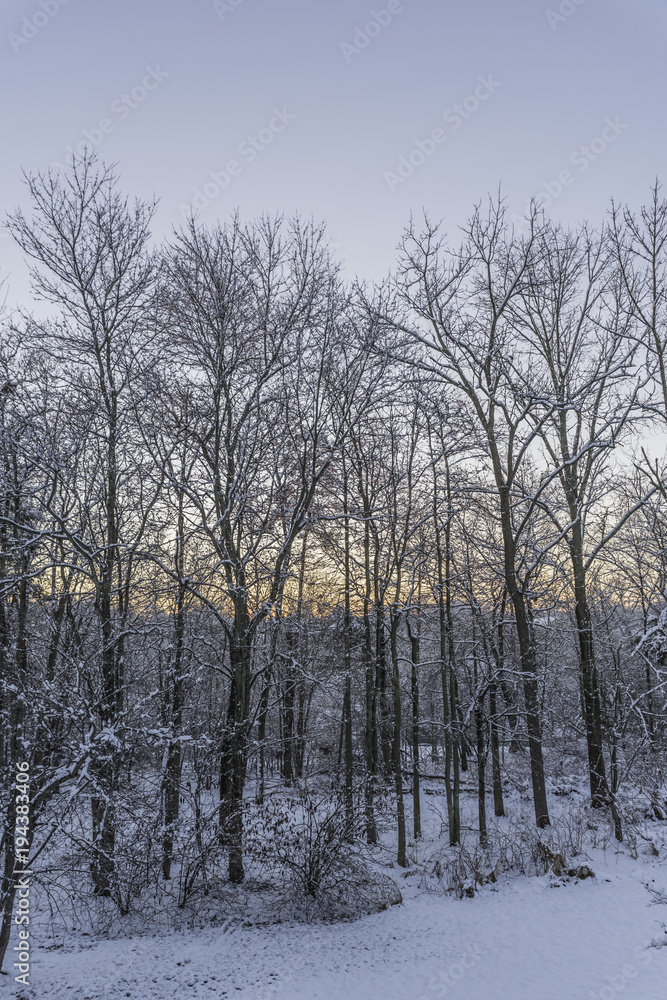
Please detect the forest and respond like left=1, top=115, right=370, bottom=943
left=1, top=153, right=667, bottom=979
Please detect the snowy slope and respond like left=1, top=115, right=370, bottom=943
left=2, top=847, right=665, bottom=1000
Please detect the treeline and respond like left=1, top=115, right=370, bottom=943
left=1, top=154, right=666, bottom=960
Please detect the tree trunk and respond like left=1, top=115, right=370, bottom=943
left=390, top=607, right=407, bottom=867
left=408, top=613, right=421, bottom=839
left=255, top=656, right=273, bottom=806
left=342, top=467, right=354, bottom=833
left=569, top=522, right=608, bottom=809
left=343, top=675, right=354, bottom=834
left=489, top=679, right=505, bottom=817
left=497, top=484, right=550, bottom=828
left=161, top=513, right=187, bottom=881
left=433, top=450, right=458, bottom=843
left=449, top=667, right=461, bottom=845
left=376, top=602, right=392, bottom=777
left=219, top=619, right=251, bottom=884
left=475, top=682, right=488, bottom=846
left=91, top=408, right=121, bottom=896
left=281, top=653, right=296, bottom=787
left=161, top=677, right=184, bottom=880
left=362, top=520, right=378, bottom=843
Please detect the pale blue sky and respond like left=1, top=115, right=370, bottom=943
left=1, top=0, right=664, bottom=302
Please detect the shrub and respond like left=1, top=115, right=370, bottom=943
left=423, top=813, right=593, bottom=897
left=247, top=788, right=401, bottom=920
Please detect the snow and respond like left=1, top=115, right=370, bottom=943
left=2, top=847, right=665, bottom=1000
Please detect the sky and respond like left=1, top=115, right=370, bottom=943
left=0, top=0, right=664, bottom=305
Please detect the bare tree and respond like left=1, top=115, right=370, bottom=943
left=395, top=202, right=552, bottom=827
left=156, top=214, right=371, bottom=881
left=8, top=153, right=157, bottom=895
left=513, top=221, right=646, bottom=833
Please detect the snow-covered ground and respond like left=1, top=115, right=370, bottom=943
left=2, top=778, right=667, bottom=1000
left=2, top=845, right=665, bottom=1000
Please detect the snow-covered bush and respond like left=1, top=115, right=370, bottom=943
left=247, top=789, right=401, bottom=920
left=423, top=812, right=594, bottom=897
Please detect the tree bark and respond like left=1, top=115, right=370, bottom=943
left=390, top=606, right=407, bottom=867
left=489, top=679, right=505, bottom=817
left=408, top=612, right=421, bottom=840
left=497, top=484, right=550, bottom=828
left=219, top=618, right=251, bottom=884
